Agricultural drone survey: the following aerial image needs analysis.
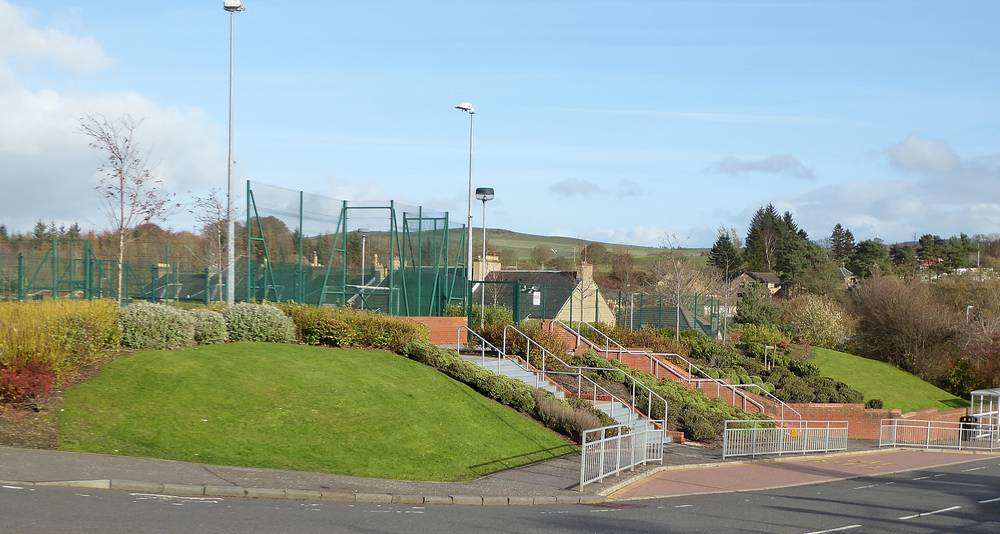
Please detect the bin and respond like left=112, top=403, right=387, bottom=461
left=960, top=415, right=978, bottom=441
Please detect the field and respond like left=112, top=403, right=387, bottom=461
left=58, top=343, right=573, bottom=481
left=811, top=348, right=969, bottom=413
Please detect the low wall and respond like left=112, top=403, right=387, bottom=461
left=788, top=403, right=902, bottom=440
left=404, top=316, right=467, bottom=346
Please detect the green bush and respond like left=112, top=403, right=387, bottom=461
left=120, top=302, right=195, bottom=350
left=733, top=323, right=789, bottom=358
left=280, top=304, right=427, bottom=352
left=223, top=303, right=295, bottom=343
left=865, top=398, right=884, bottom=409
left=189, top=309, right=228, bottom=345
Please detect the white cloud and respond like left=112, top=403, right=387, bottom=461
left=547, top=177, right=646, bottom=197
left=885, top=134, right=959, bottom=175
left=710, top=154, right=816, bottom=180
left=0, top=1, right=224, bottom=232
left=589, top=225, right=669, bottom=247
left=0, top=1, right=110, bottom=74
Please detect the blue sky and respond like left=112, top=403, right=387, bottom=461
left=1, top=0, right=998, bottom=246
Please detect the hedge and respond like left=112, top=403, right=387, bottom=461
left=120, top=302, right=196, bottom=350
left=223, top=303, right=296, bottom=343
left=280, top=304, right=427, bottom=352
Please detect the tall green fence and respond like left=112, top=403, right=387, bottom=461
left=611, top=290, right=720, bottom=337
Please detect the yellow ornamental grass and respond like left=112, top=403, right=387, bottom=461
left=0, top=299, right=121, bottom=380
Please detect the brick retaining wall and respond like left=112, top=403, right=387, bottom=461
left=404, top=316, right=467, bottom=346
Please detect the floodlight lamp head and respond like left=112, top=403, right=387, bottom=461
left=475, top=187, right=494, bottom=201
left=455, top=102, right=475, bottom=114
left=224, top=0, right=244, bottom=12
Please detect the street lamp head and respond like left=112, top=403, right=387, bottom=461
left=224, top=0, right=244, bottom=12
left=475, top=187, right=494, bottom=201
left=455, top=102, right=475, bottom=114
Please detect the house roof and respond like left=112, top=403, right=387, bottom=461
left=839, top=266, right=854, bottom=278
left=471, top=270, right=581, bottom=319
left=744, top=271, right=781, bottom=285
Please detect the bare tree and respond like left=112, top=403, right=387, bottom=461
left=650, top=234, right=718, bottom=341
left=80, top=114, right=173, bottom=304
left=190, top=189, right=233, bottom=302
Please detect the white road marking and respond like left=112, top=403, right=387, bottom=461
left=804, top=524, right=862, bottom=534
left=75, top=494, right=91, bottom=497
left=852, top=484, right=876, bottom=490
left=962, top=466, right=987, bottom=472
left=898, top=505, right=961, bottom=520
left=885, top=482, right=896, bottom=485
left=933, top=474, right=946, bottom=477
left=129, top=493, right=222, bottom=502
left=978, top=497, right=1000, bottom=504
left=589, top=509, right=619, bottom=513
left=912, top=476, right=930, bottom=480
left=674, top=504, right=694, bottom=508
left=1, top=485, right=24, bottom=490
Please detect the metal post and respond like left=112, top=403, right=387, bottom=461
left=360, top=233, right=367, bottom=310
left=297, top=190, right=304, bottom=302
left=480, top=200, right=487, bottom=329
left=204, top=268, right=211, bottom=305
left=465, top=112, right=474, bottom=312
left=225, top=5, right=240, bottom=306
left=16, top=253, right=24, bottom=301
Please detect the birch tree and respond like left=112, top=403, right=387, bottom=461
left=80, top=114, right=173, bottom=304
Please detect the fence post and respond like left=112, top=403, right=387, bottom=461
left=17, top=253, right=25, bottom=301
left=579, top=432, right=587, bottom=491
left=151, top=264, right=159, bottom=302
left=722, top=422, right=729, bottom=459
left=926, top=421, right=931, bottom=448
left=598, top=429, right=606, bottom=483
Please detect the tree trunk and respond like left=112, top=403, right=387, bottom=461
left=117, top=227, right=125, bottom=305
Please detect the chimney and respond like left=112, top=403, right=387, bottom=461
left=577, top=261, right=594, bottom=282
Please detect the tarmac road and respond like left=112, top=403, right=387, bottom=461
left=1, top=456, right=999, bottom=533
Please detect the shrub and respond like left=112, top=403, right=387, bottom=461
left=0, top=300, right=121, bottom=380
left=865, top=398, right=884, bottom=409
left=782, top=294, right=854, bottom=348
left=279, top=304, right=426, bottom=352
left=0, top=362, right=55, bottom=407
left=223, top=303, right=295, bottom=343
left=189, top=309, right=228, bottom=345
left=120, top=302, right=196, bottom=350
left=534, top=390, right=601, bottom=442
left=732, top=323, right=789, bottom=359
left=735, top=282, right=781, bottom=326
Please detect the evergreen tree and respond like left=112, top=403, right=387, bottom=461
left=847, top=239, right=891, bottom=278
left=829, top=224, right=856, bottom=262
left=735, top=282, right=781, bottom=325
left=778, top=237, right=842, bottom=295
left=708, top=232, right=743, bottom=276
left=0, top=224, right=7, bottom=240
left=744, top=204, right=783, bottom=271
left=32, top=220, right=48, bottom=241
left=889, top=244, right=918, bottom=274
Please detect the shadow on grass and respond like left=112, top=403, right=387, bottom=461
left=941, top=398, right=970, bottom=408
left=467, top=444, right=579, bottom=477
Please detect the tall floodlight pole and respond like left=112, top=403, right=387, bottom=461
left=455, top=103, right=475, bottom=310
left=224, top=0, right=244, bottom=305
left=475, top=187, right=494, bottom=329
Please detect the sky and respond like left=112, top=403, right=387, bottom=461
left=0, top=0, right=998, bottom=247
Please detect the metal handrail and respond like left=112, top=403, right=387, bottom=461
left=554, top=320, right=800, bottom=421
left=501, top=324, right=668, bottom=430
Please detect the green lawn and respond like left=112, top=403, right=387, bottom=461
left=58, top=343, right=573, bottom=481
left=811, top=348, right=969, bottom=413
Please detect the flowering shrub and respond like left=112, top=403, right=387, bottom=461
left=223, top=303, right=295, bottom=343
left=782, top=294, right=854, bottom=348
left=120, top=302, right=196, bottom=350
left=0, top=362, right=55, bottom=406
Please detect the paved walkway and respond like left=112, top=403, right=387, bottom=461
left=610, top=448, right=1000, bottom=500
left=0, top=446, right=587, bottom=497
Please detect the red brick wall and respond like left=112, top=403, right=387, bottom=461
left=403, top=317, right=467, bottom=346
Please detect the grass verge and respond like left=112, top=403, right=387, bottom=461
left=58, top=342, right=573, bottom=481
left=811, top=347, right=968, bottom=412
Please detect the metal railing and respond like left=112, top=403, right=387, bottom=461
left=557, top=320, right=800, bottom=421
left=501, top=325, right=668, bottom=432
left=580, top=424, right=664, bottom=489
left=722, top=419, right=848, bottom=459
left=879, top=419, right=1000, bottom=451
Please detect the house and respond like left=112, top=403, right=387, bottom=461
left=471, top=261, right=615, bottom=323
left=733, top=271, right=782, bottom=297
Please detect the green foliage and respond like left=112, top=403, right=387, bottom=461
left=120, top=302, right=196, bottom=350
left=732, top=323, right=788, bottom=358
left=782, top=294, right=854, bottom=348
left=470, top=305, right=515, bottom=347
left=830, top=224, right=855, bottom=262
left=708, top=233, right=743, bottom=273
left=847, top=239, right=892, bottom=278
left=189, top=309, right=228, bottom=345
left=280, top=304, right=428, bottom=352
left=222, top=303, right=296, bottom=343
left=865, top=398, right=884, bottom=409
left=779, top=237, right=843, bottom=296
left=734, top=282, right=781, bottom=326
left=0, top=300, right=121, bottom=380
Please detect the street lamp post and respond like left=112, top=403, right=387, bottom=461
left=224, top=0, right=244, bottom=305
left=475, top=187, right=494, bottom=330
left=360, top=233, right=367, bottom=310
left=455, top=102, right=475, bottom=311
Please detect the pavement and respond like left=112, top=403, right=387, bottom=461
left=2, top=454, right=999, bottom=533
left=609, top=447, right=1000, bottom=500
